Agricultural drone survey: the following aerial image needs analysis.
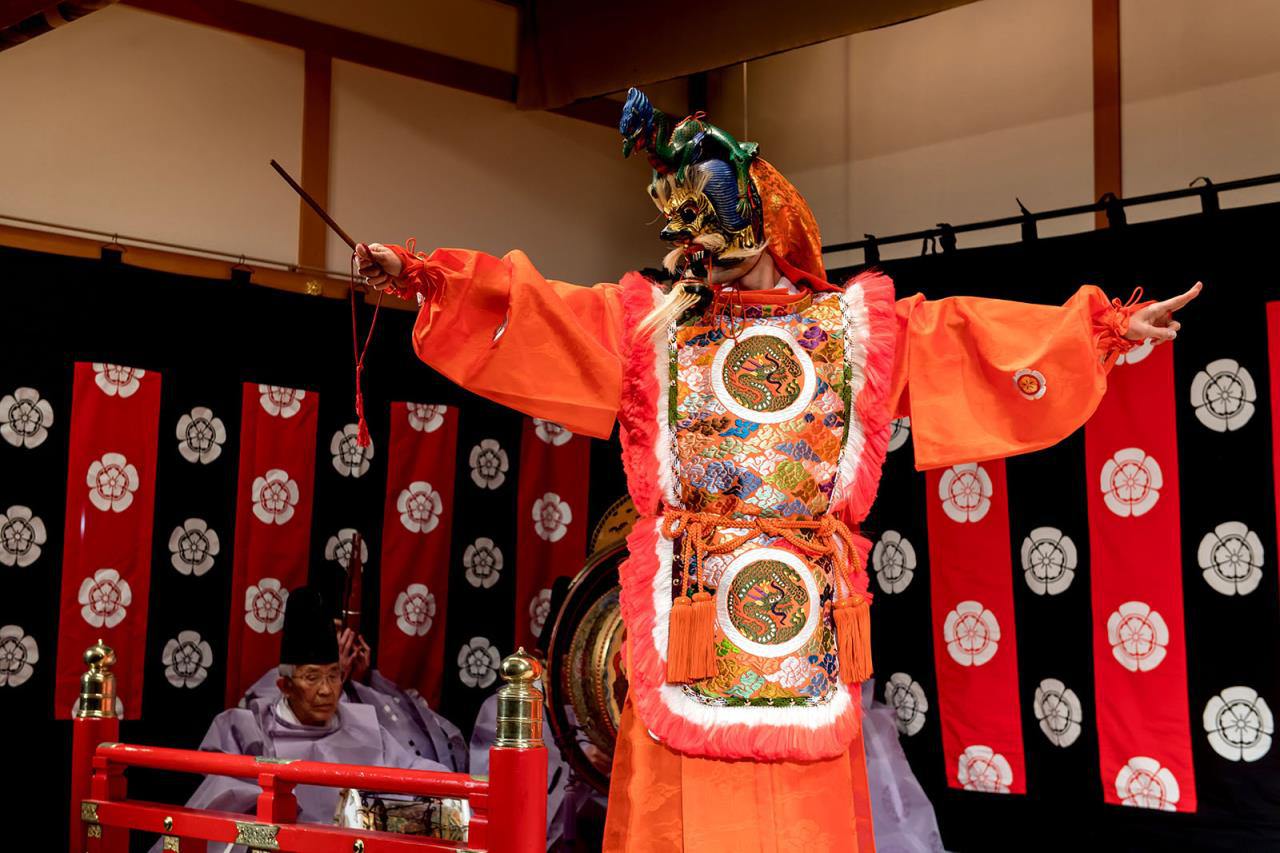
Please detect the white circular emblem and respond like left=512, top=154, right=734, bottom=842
left=1190, top=359, right=1256, bottom=432
left=176, top=406, right=226, bottom=465
left=530, top=588, right=553, bottom=637
left=709, top=325, right=817, bottom=424
left=533, top=419, right=573, bottom=446
left=464, top=537, right=503, bottom=589
left=1198, top=521, right=1264, bottom=596
left=0, top=505, right=47, bottom=568
left=79, top=568, right=132, bottom=628
left=395, top=583, right=437, bottom=637
left=407, top=403, right=446, bottom=433
left=458, top=636, right=501, bottom=689
left=469, top=439, right=509, bottom=489
left=169, top=518, right=219, bottom=576
left=1021, top=527, right=1077, bottom=596
left=887, top=417, right=911, bottom=453
left=244, top=578, right=288, bottom=634
left=330, top=424, right=373, bottom=478
left=532, top=492, right=572, bottom=542
left=1033, top=678, right=1083, bottom=747
left=251, top=468, right=299, bottom=525
left=1115, top=756, right=1179, bottom=810
left=324, top=528, right=368, bottom=570
left=1013, top=368, right=1047, bottom=400
left=93, top=363, right=145, bottom=398
left=1204, top=686, right=1273, bottom=762
left=714, top=547, right=821, bottom=659
left=872, top=530, right=916, bottom=594
left=398, top=482, right=443, bottom=534
left=938, top=463, right=993, bottom=523
left=1100, top=448, right=1162, bottom=518
left=258, top=385, right=305, bottom=418
left=0, top=387, right=53, bottom=449
left=943, top=600, right=1000, bottom=666
left=1116, top=338, right=1154, bottom=366
left=162, top=630, right=213, bottom=689
left=885, top=672, right=928, bottom=736
left=0, top=625, right=38, bottom=688
left=1107, top=601, right=1168, bottom=672
left=87, top=452, right=139, bottom=513
left=957, top=745, right=1013, bottom=793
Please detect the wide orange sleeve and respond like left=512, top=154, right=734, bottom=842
left=390, top=246, right=626, bottom=438
left=887, top=285, right=1143, bottom=470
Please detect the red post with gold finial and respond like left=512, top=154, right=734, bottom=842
left=71, top=640, right=120, bottom=852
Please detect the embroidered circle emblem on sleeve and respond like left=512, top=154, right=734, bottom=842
left=885, top=672, right=928, bottom=736
left=1116, top=338, right=1154, bottom=366
left=943, top=601, right=1000, bottom=666
left=1034, top=678, right=1083, bottom=747
left=251, top=468, right=299, bottom=525
left=873, top=530, right=917, bottom=594
left=79, top=568, right=131, bottom=628
left=1198, top=521, right=1264, bottom=596
left=0, top=625, right=38, bottom=687
left=957, top=745, right=1013, bottom=793
left=176, top=406, right=226, bottom=464
left=1190, top=359, right=1256, bottom=432
left=1115, top=757, right=1179, bottom=810
left=715, top=547, right=820, bottom=658
left=1021, top=527, right=1077, bottom=595
left=1013, top=369, right=1047, bottom=400
left=1204, top=686, right=1273, bottom=762
left=1, top=387, right=53, bottom=449
left=395, top=583, right=437, bottom=637
left=887, top=417, right=911, bottom=452
left=244, top=578, right=288, bottom=633
left=162, top=630, right=213, bottom=689
left=710, top=325, right=817, bottom=423
left=1107, top=601, right=1168, bottom=672
left=0, top=505, right=46, bottom=568
left=938, top=463, right=993, bottom=523
left=458, top=636, right=500, bottom=689
left=1100, top=448, right=1162, bottom=518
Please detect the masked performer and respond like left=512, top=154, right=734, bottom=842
left=356, top=90, right=1199, bottom=852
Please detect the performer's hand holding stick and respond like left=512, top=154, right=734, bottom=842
left=354, top=242, right=402, bottom=291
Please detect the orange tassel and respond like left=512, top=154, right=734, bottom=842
left=833, top=597, right=873, bottom=684
left=689, top=590, right=719, bottom=680
left=666, top=595, right=694, bottom=683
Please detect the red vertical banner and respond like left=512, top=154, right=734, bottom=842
left=377, top=403, right=459, bottom=708
left=926, top=459, right=1026, bottom=794
left=224, top=383, right=318, bottom=705
left=55, top=363, right=162, bottom=718
left=513, top=418, right=591, bottom=651
left=1086, top=343, right=1195, bottom=812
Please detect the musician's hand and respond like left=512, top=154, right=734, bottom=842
left=352, top=633, right=372, bottom=684
left=338, top=628, right=359, bottom=683
left=354, top=242, right=402, bottom=291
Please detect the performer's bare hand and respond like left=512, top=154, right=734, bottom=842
left=338, top=628, right=371, bottom=684
left=354, top=242, right=402, bottom=291
left=1126, top=281, right=1203, bottom=343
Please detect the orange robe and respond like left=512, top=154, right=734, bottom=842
left=389, top=245, right=1139, bottom=852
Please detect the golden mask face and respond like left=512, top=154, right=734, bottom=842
left=649, top=172, right=761, bottom=267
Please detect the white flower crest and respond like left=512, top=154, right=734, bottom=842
left=395, top=583, right=437, bottom=637
left=532, top=492, right=572, bottom=543
left=407, top=404, right=446, bottom=433
left=464, top=538, right=503, bottom=589
left=176, top=406, right=226, bottom=464
left=887, top=416, right=911, bottom=453
left=529, top=588, right=553, bottom=637
left=469, top=439, right=509, bottom=489
left=764, top=655, right=813, bottom=691
left=0, top=387, right=53, bottom=449
left=957, top=745, right=1013, bottom=793
left=258, top=385, right=305, bottom=418
left=1100, top=448, right=1162, bottom=518
left=885, top=672, right=928, bottom=736
left=330, top=424, right=374, bottom=478
left=943, top=600, right=1000, bottom=667
left=1107, top=601, right=1169, bottom=672
left=0, top=625, right=38, bottom=687
left=0, top=505, right=47, bottom=568
left=1021, top=527, right=1078, bottom=596
left=1034, top=678, right=1083, bottom=747
left=457, top=637, right=501, bottom=689
left=872, top=530, right=916, bottom=594
left=938, top=463, right=993, bottom=523
left=93, top=363, right=145, bottom=398
left=169, top=518, right=220, bottom=576
left=533, top=418, right=573, bottom=446
left=1204, top=686, right=1273, bottom=762
left=1190, top=359, right=1256, bottom=433
left=78, top=568, right=132, bottom=628
left=1198, top=521, right=1264, bottom=596
left=162, top=630, right=213, bottom=688
left=244, top=578, right=288, bottom=634
left=86, top=452, right=139, bottom=513
left=1116, top=338, right=1154, bottom=366
left=324, top=528, right=369, bottom=570
left=1115, top=757, right=1179, bottom=810
left=251, top=468, right=300, bottom=525
left=397, top=481, right=444, bottom=534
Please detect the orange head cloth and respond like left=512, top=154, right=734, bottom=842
left=749, top=158, right=840, bottom=292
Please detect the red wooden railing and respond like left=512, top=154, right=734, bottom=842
left=71, top=641, right=547, bottom=853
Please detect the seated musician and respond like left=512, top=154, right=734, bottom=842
left=240, top=572, right=467, bottom=772
left=171, top=587, right=451, bottom=835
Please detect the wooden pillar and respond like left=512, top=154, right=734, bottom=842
left=298, top=50, right=332, bottom=270
left=1092, top=0, right=1122, bottom=228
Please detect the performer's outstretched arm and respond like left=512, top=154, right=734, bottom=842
left=887, top=282, right=1201, bottom=470
left=358, top=242, right=627, bottom=438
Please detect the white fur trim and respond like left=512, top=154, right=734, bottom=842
left=830, top=285, right=870, bottom=506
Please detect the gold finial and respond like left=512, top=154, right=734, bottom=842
left=495, top=648, right=544, bottom=749
left=77, top=640, right=117, bottom=719
left=163, top=817, right=174, bottom=832
left=304, top=279, right=323, bottom=296
left=353, top=841, right=365, bottom=852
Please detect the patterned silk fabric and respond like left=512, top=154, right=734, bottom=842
left=670, top=290, right=850, bottom=707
